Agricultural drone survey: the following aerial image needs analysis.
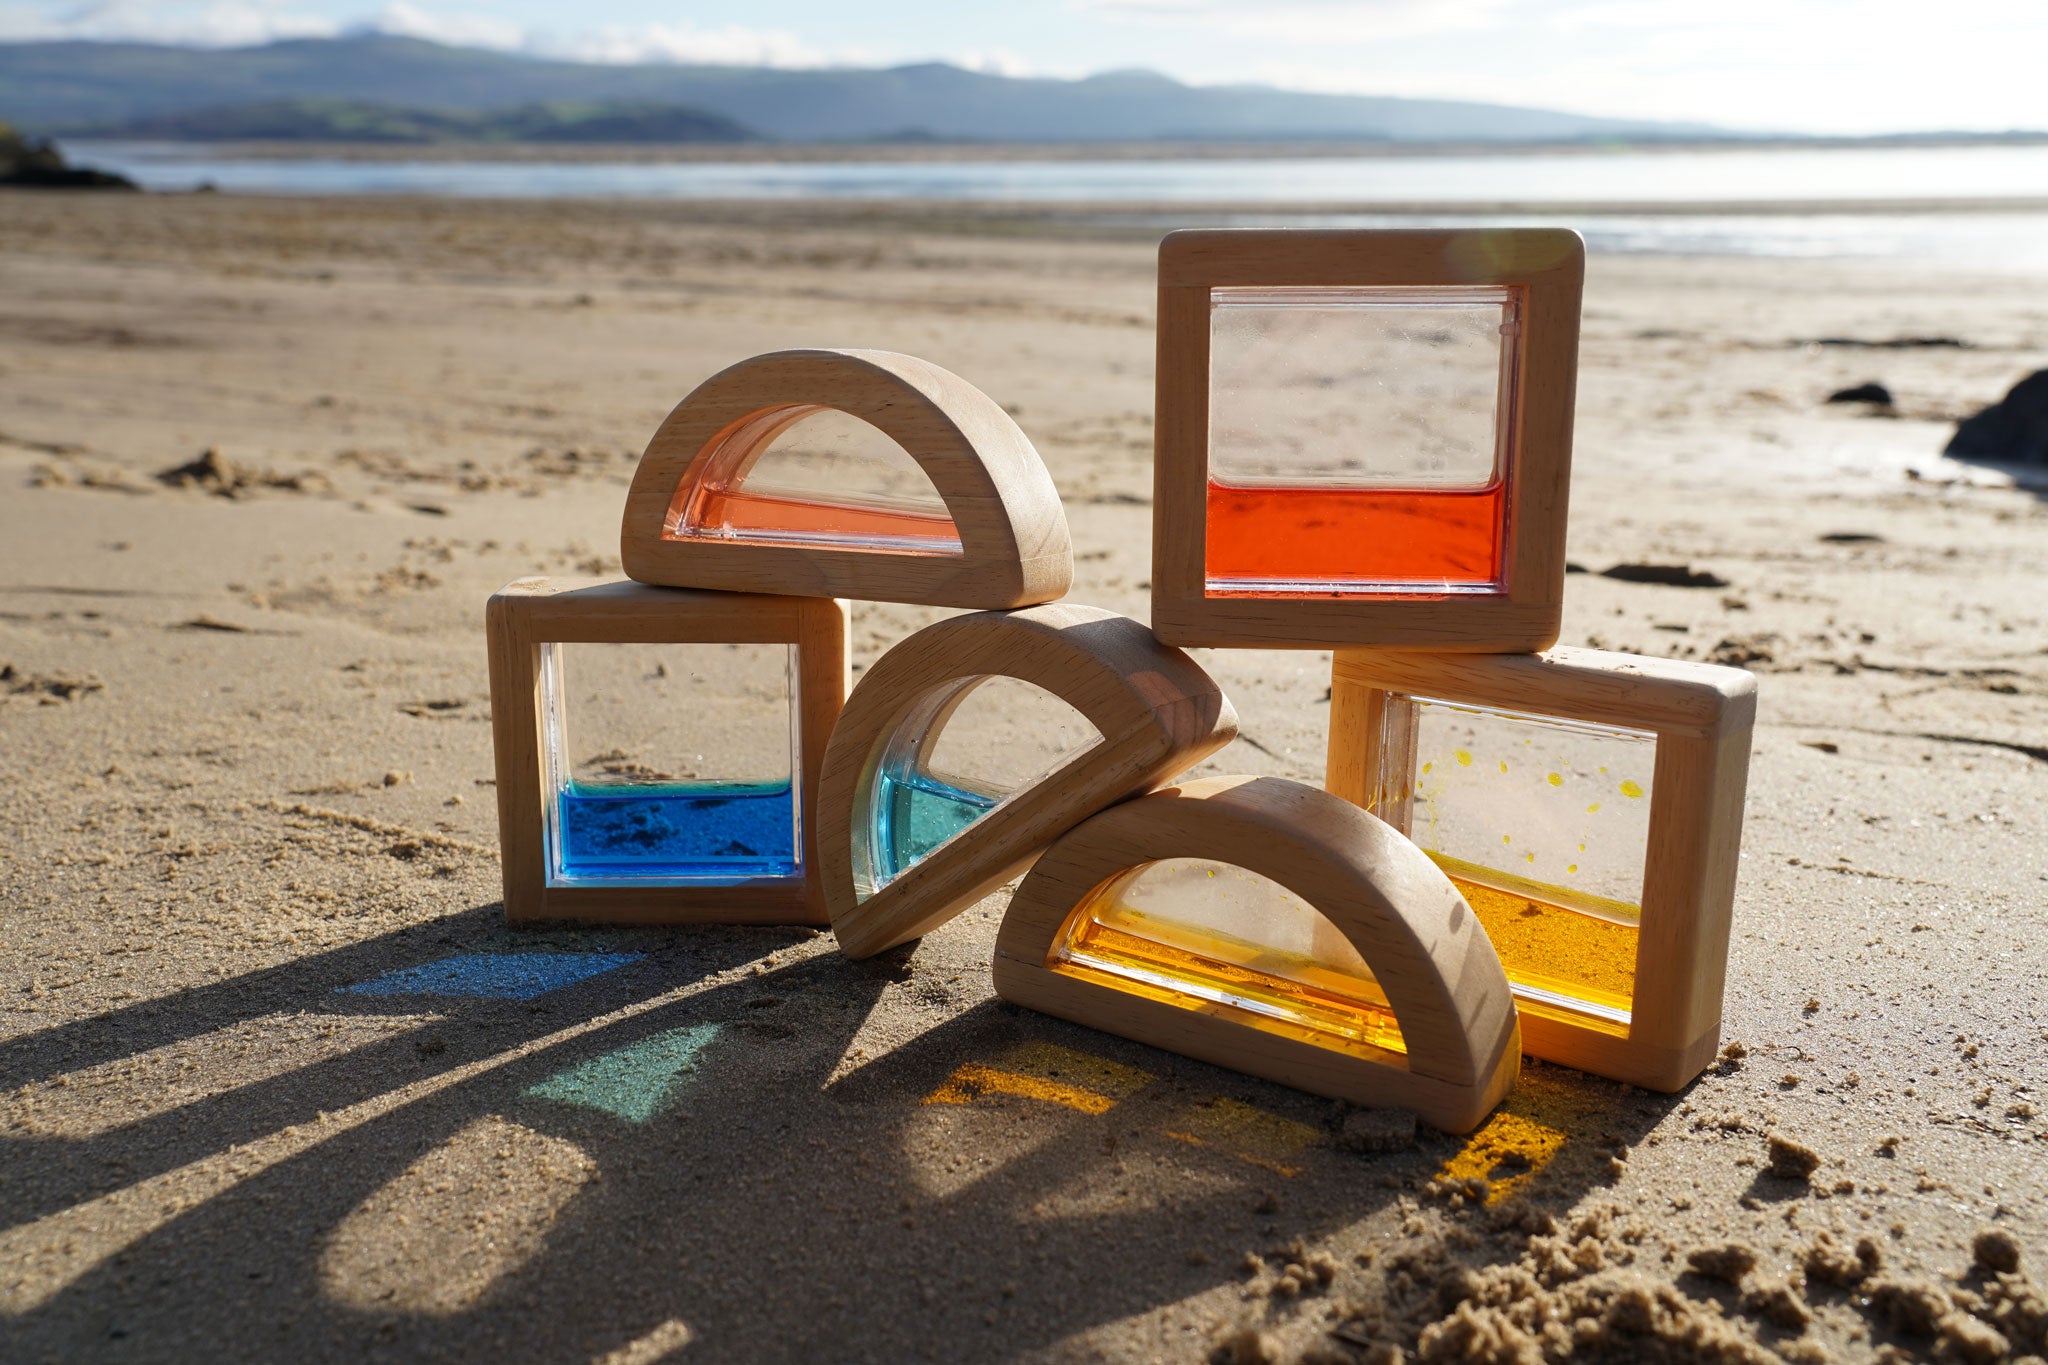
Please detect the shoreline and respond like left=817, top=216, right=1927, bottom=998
left=61, top=133, right=2048, bottom=165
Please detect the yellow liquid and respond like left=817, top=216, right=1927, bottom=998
left=1055, top=917, right=1409, bottom=1064
left=1437, top=861, right=1637, bottom=1035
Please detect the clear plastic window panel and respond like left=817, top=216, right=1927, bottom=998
left=1056, top=858, right=1407, bottom=1059
left=1371, top=693, right=1654, bottom=1032
left=540, top=641, right=801, bottom=886
left=853, top=676, right=1100, bottom=900
left=1205, top=285, right=1518, bottom=596
left=666, top=405, right=962, bottom=555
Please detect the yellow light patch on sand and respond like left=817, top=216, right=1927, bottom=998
left=319, top=1114, right=595, bottom=1314
left=921, top=1041, right=1152, bottom=1115
left=592, top=1317, right=694, bottom=1364
left=1162, top=1096, right=1324, bottom=1177
left=1436, top=1110, right=1568, bottom=1204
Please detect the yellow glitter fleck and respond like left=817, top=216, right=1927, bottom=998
left=1546, top=772, right=1563, bottom=787
left=1455, top=749, right=1473, bottom=767
left=1499, top=760, right=1510, bottom=774
left=1586, top=803, right=1601, bottom=814
left=1619, top=780, right=1645, bottom=799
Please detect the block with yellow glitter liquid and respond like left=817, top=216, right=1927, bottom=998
left=1325, top=646, right=1756, bottom=1090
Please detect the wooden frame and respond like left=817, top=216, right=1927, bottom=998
left=1324, top=646, right=1756, bottom=1090
left=993, top=775, right=1520, bottom=1134
left=819, top=604, right=1237, bottom=959
left=1150, top=228, right=1584, bottom=650
left=486, top=576, right=849, bottom=925
left=620, top=348, right=1073, bottom=609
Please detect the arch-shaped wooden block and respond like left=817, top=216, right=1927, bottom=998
left=821, top=604, right=1237, bottom=959
left=993, top=775, right=1520, bottom=1134
left=621, top=348, right=1073, bottom=608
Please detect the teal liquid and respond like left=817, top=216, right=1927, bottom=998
left=874, top=769, right=1000, bottom=881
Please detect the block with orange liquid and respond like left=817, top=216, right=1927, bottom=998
left=1151, top=229, right=1584, bottom=650
left=622, top=348, right=1071, bottom=608
left=1325, top=647, right=1756, bottom=1091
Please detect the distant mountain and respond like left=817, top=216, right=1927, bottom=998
left=81, top=98, right=756, bottom=144
left=0, top=34, right=1721, bottom=144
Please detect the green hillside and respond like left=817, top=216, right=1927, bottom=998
left=80, top=98, right=758, bottom=143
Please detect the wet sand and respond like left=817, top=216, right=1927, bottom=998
left=0, top=189, right=2043, bottom=1362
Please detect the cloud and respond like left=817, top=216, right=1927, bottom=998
left=0, top=0, right=336, bottom=45
left=0, top=2, right=858, bottom=66
left=1081, top=0, right=1514, bottom=42
left=534, top=21, right=836, bottom=68
left=368, top=0, right=523, bottom=51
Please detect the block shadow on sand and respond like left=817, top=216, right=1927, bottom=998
left=2, top=917, right=1684, bottom=1362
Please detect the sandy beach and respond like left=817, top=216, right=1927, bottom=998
left=1, top=189, right=2043, bottom=1362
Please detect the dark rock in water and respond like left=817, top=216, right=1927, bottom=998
left=1946, top=369, right=2048, bottom=465
left=1601, top=563, right=1730, bottom=589
left=0, top=121, right=136, bottom=190
left=1827, top=382, right=1894, bottom=405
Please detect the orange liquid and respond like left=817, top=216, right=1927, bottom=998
left=1204, top=480, right=1505, bottom=591
left=675, top=488, right=962, bottom=553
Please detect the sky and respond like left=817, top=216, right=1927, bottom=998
left=2, top=0, right=2044, bottom=136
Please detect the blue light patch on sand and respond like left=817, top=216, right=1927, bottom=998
left=525, top=1024, right=724, bottom=1123
left=345, top=952, right=643, bottom=1001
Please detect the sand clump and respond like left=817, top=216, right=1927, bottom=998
left=1686, top=1243, right=1759, bottom=1284
left=0, top=661, right=104, bottom=704
left=156, top=446, right=333, bottom=498
left=1765, top=1133, right=1823, bottom=1181
left=1974, top=1229, right=2024, bottom=1277
left=1330, top=1204, right=1799, bottom=1364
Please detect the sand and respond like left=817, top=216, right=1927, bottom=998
left=0, top=189, right=2043, bottom=1363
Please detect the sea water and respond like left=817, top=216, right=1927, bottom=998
left=872, top=769, right=999, bottom=881
left=553, top=780, right=798, bottom=882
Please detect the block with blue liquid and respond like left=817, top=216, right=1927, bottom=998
left=487, top=577, right=849, bottom=924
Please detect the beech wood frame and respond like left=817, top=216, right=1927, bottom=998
left=1324, top=645, right=1756, bottom=1090
left=486, top=576, right=849, bottom=925
left=820, top=604, right=1237, bottom=959
left=993, top=775, right=1520, bottom=1134
left=621, top=348, right=1072, bottom=609
left=1151, top=228, right=1584, bottom=651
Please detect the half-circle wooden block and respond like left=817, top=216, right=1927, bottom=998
left=992, top=775, right=1520, bottom=1134
left=621, top=349, right=1073, bottom=608
left=821, top=604, right=1237, bottom=959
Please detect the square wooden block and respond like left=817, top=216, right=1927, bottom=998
left=1324, top=646, right=1756, bottom=1090
left=1151, top=228, right=1584, bottom=650
left=486, top=577, right=849, bottom=924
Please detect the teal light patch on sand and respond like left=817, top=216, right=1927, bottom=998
left=525, top=1024, right=724, bottom=1123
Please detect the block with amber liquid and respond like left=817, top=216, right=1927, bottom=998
left=1325, top=647, right=1756, bottom=1090
left=1150, top=228, right=1584, bottom=651
left=994, top=775, right=1521, bottom=1134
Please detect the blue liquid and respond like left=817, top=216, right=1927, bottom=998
left=554, top=780, right=798, bottom=882
left=874, top=769, right=1000, bottom=881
